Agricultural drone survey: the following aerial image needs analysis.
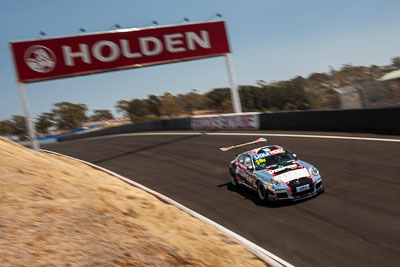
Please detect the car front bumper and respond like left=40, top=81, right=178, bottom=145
left=268, top=180, right=324, bottom=201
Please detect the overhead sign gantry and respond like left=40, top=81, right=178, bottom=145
left=10, top=21, right=242, bottom=149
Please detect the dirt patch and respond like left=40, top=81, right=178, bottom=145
left=0, top=137, right=266, bottom=266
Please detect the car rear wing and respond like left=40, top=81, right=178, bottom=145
left=219, top=137, right=267, bottom=152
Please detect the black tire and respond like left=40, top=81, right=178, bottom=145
left=230, top=170, right=238, bottom=187
left=257, top=182, right=267, bottom=201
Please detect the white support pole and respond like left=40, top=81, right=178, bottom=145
left=224, top=53, right=242, bottom=113
left=18, top=82, right=39, bottom=150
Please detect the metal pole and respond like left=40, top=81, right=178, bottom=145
left=224, top=53, right=242, bottom=113
left=18, top=82, right=39, bottom=150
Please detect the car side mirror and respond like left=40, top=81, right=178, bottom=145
left=293, top=154, right=297, bottom=159
left=246, top=165, right=254, bottom=171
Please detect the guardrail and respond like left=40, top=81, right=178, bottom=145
left=259, top=107, right=400, bottom=134
left=58, top=117, right=191, bottom=142
left=58, top=107, right=400, bottom=142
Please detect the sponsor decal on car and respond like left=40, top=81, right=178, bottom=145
left=267, top=164, right=298, bottom=174
left=269, top=148, right=285, bottom=155
left=274, top=168, right=310, bottom=183
left=236, top=167, right=256, bottom=187
left=254, top=152, right=271, bottom=160
left=254, top=148, right=285, bottom=160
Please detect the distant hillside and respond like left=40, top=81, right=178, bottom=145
left=2, top=57, right=400, bottom=141
left=292, top=59, right=400, bottom=109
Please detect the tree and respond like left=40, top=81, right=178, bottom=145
left=127, top=99, right=150, bottom=119
left=90, top=110, right=114, bottom=122
left=11, top=115, right=28, bottom=140
left=147, top=94, right=161, bottom=117
left=205, top=88, right=231, bottom=110
left=239, top=85, right=262, bottom=111
left=391, top=57, right=400, bottom=69
left=159, top=93, right=180, bottom=117
left=290, top=75, right=307, bottom=86
left=115, top=100, right=131, bottom=118
left=221, top=99, right=233, bottom=113
left=308, top=72, right=330, bottom=83
left=36, top=112, right=53, bottom=135
left=338, top=64, right=370, bottom=83
left=51, top=102, right=88, bottom=130
left=282, top=83, right=311, bottom=110
left=178, top=91, right=213, bottom=114
left=0, top=120, right=14, bottom=137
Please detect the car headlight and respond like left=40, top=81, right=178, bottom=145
left=309, top=166, right=319, bottom=176
left=271, top=178, right=280, bottom=187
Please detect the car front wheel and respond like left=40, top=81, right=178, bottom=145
left=257, top=182, right=267, bottom=201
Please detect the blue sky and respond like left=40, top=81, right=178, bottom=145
left=1, top=0, right=399, bottom=120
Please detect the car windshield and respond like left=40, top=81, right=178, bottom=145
left=253, top=150, right=296, bottom=170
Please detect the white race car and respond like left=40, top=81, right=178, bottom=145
left=222, top=138, right=324, bottom=202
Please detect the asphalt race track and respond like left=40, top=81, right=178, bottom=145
left=43, top=131, right=400, bottom=267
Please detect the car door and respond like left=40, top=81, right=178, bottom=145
left=235, top=154, right=246, bottom=183
left=236, top=154, right=257, bottom=188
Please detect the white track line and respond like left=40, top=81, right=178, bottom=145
left=97, top=131, right=400, bottom=143
left=41, top=149, right=293, bottom=267
left=206, top=132, right=400, bottom=142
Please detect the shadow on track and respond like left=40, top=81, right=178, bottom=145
left=93, top=135, right=200, bottom=165
left=217, top=182, right=324, bottom=208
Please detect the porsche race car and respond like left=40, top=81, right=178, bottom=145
left=221, top=138, right=324, bottom=202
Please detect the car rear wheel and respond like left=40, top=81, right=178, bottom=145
left=257, top=182, right=267, bottom=201
left=230, top=171, right=238, bottom=186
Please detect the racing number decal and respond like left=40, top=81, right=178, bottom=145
left=255, top=158, right=266, bottom=165
left=237, top=167, right=257, bottom=187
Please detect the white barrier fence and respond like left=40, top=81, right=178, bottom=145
left=191, top=112, right=260, bottom=130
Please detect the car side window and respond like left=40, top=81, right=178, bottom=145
left=243, top=155, right=252, bottom=168
left=238, top=155, right=245, bottom=164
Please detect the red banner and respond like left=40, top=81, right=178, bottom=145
left=10, top=21, right=230, bottom=83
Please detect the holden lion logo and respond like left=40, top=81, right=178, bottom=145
left=24, top=45, right=56, bottom=73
